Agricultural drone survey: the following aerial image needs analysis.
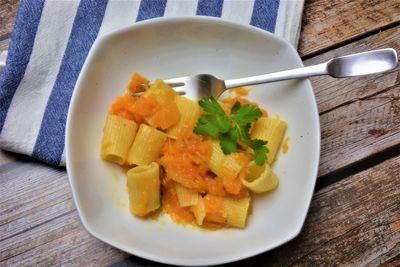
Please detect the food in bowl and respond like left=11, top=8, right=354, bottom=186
left=100, top=73, right=287, bottom=229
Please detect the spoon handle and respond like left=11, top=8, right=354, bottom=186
left=224, top=48, right=398, bottom=89
left=224, top=63, right=328, bottom=89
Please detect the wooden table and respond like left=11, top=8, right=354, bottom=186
left=1, top=0, right=399, bottom=266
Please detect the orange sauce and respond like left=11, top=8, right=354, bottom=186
left=228, top=87, right=249, bottom=96
left=203, top=196, right=225, bottom=224
left=282, top=137, right=291, bottom=154
left=162, top=180, right=196, bottom=225
left=109, top=95, right=137, bottom=121
left=146, top=88, right=180, bottom=129
left=105, top=74, right=277, bottom=229
left=227, top=187, right=249, bottom=199
left=121, top=163, right=132, bottom=174
left=159, top=127, right=212, bottom=192
left=110, top=86, right=180, bottom=129
left=223, top=178, right=243, bottom=195
left=222, top=96, right=268, bottom=117
left=130, top=94, right=160, bottom=123
left=204, top=176, right=226, bottom=196
left=223, top=152, right=249, bottom=195
left=127, top=72, right=149, bottom=93
left=134, top=191, right=149, bottom=216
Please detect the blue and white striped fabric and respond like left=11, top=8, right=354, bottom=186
left=0, top=0, right=304, bottom=166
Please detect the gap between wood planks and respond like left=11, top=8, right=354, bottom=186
left=0, top=210, right=76, bottom=262
left=315, top=142, right=400, bottom=191
left=306, top=26, right=400, bottom=188
left=0, top=33, right=11, bottom=42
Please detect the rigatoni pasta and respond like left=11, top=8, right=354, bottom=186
left=251, top=117, right=287, bottom=164
left=241, top=162, right=279, bottom=193
left=167, top=95, right=202, bottom=138
left=208, top=140, right=245, bottom=180
left=175, top=182, right=199, bottom=207
left=126, top=163, right=160, bottom=216
left=100, top=73, right=288, bottom=230
left=224, top=197, right=251, bottom=228
left=190, top=197, right=206, bottom=225
left=100, top=114, right=138, bottom=165
left=127, top=124, right=167, bottom=165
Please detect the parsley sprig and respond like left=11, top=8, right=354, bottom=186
left=194, top=97, right=268, bottom=166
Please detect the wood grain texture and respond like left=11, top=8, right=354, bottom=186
left=305, top=26, right=400, bottom=114
left=2, top=149, right=400, bottom=266
left=254, top=154, right=400, bottom=266
left=299, top=0, right=400, bottom=57
left=319, top=86, right=400, bottom=176
left=0, top=38, right=10, bottom=52
left=1, top=0, right=400, bottom=266
left=0, top=0, right=18, bottom=53
left=305, top=27, right=400, bottom=176
left=0, top=151, right=128, bottom=266
left=103, top=154, right=400, bottom=267
left=0, top=0, right=399, bottom=57
left=0, top=0, right=19, bottom=52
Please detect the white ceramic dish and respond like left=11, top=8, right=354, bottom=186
left=66, top=17, right=320, bottom=266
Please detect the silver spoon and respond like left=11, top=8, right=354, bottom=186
left=163, top=48, right=398, bottom=99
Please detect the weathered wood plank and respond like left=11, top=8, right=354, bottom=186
left=318, top=86, right=400, bottom=176
left=257, top=154, right=400, bottom=266
left=305, top=26, right=400, bottom=114
left=0, top=0, right=18, bottom=52
left=0, top=0, right=400, bottom=265
left=1, top=211, right=127, bottom=266
left=0, top=152, right=128, bottom=266
left=0, top=0, right=19, bottom=39
left=301, top=26, right=400, bottom=177
left=109, top=153, right=400, bottom=267
left=1, top=131, right=400, bottom=265
left=1, top=101, right=399, bottom=264
left=299, top=0, right=400, bottom=57
left=1, top=151, right=399, bottom=266
left=0, top=38, right=10, bottom=53
left=1, top=0, right=399, bottom=58
left=0, top=160, right=72, bottom=248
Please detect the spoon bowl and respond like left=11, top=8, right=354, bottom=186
left=327, top=48, right=398, bottom=77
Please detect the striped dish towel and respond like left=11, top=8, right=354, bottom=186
left=0, top=0, right=304, bottom=166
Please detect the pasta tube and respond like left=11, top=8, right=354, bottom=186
left=126, top=163, right=160, bottom=216
left=175, top=182, right=199, bottom=207
left=224, top=197, right=251, bottom=228
left=167, top=95, right=202, bottom=138
left=190, top=197, right=206, bottom=225
left=251, top=117, right=287, bottom=164
left=241, top=162, right=279, bottom=193
left=100, top=114, right=138, bottom=165
left=208, top=140, right=244, bottom=180
left=127, top=124, right=167, bottom=165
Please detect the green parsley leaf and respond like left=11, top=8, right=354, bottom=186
left=194, top=114, right=231, bottom=137
left=243, top=139, right=269, bottom=166
left=220, top=128, right=238, bottom=154
left=198, top=97, right=226, bottom=115
left=243, top=139, right=268, bottom=148
left=231, top=101, right=262, bottom=127
left=253, top=145, right=269, bottom=166
left=235, top=123, right=251, bottom=142
left=194, top=97, right=268, bottom=166
left=193, top=115, right=220, bottom=137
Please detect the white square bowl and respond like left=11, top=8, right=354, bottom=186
left=66, top=17, right=320, bottom=266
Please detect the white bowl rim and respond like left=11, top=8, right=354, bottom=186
left=65, top=16, right=321, bottom=266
